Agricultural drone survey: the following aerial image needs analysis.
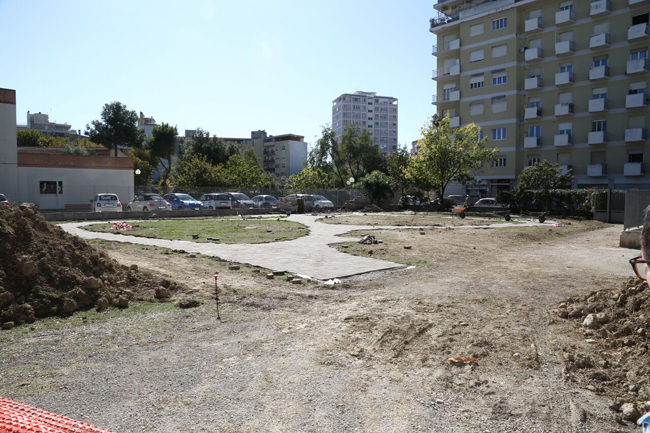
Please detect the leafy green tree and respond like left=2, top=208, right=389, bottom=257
left=406, top=115, right=497, bottom=203
left=124, top=148, right=155, bottom=187
left=288, top=167, right=333, bottom=189
left=184, top=128, right=238, bottom=165
left=386, top=147, right=412, bottom=196
left=359, top=170, right=393, bottom=204
left=339, top=125, right=385, bottom=182
left=308, top=125, right=347, bottom=187
left=223, top=148, right=268, bottom=188
left=17, top=129, right=43, bottom=147
left=174, top=154, right=224, bottom=188
left=514, top=160, right=574, bottom=211
left=85, top=102, right=145, bottom=157
left=63, top=143, right=89, bottom=156
left=147, top=123, right=178, bottom=186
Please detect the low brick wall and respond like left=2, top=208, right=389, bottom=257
left=42, top=208, right=277, bottom=222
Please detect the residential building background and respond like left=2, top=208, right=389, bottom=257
left=16, top=111, right=84, bottom=141
left=332, top=91, right=399, bottom=155
left=431, top=0, right=650, bottom=197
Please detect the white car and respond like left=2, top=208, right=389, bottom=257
left=313, top=195, right=334, bottom=209
left=126, top=194, right=171, bottom=212
left=473, top=198, right=503, bottom=209
left=200, top=193, right=233, bottom=210
left=90, top=193, right=122, bottom=213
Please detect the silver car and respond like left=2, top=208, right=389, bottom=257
left=251, top=195, right=279, bottom=209
left=90, top=193, right=122, bottom=213
left=126, top=194, right=171, bottom=212
left=313, top=195, right=334, bottom=209
left=226, top=192, right=255, bottom=209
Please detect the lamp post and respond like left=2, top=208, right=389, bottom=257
left=347, top=177, right=355, bottom=200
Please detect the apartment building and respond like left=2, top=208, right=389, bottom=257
left=431, top=0, right=650, bottom=196
left=332, top=91, right=399, bottom=155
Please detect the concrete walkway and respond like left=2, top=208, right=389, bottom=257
left=60, top=215, right=549, bottom=281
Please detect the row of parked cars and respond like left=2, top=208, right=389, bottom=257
left=90, top=192, right=335, bottom=213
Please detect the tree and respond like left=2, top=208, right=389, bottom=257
left=184, top=128, right=238, bottom=165
left=339, top=125, right=385, bottom=182
left=406, top=115, right=497, bottom=203
left=174, top=154, right=224, bottom=188
left=223, top=148, right=269, bottom=188
left=308, top=125, right=347, bottom=187
left=514, top=160, right=574, bottom=211
left=16, top=129, right=43, bottom=147
left=124, top=148, right=155, bottom=187
left=85, top=102, right=145, bottom=157
left=147, top=123, right=178, bottom=186
left=359, top=170, right=393, bottom=204
left=386, top=147, right=412, bottom=196
left=288, top=167, right=333, bottom=189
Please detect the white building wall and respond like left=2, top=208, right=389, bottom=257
left=0, top=92, right=18, bottom=202
left=288, top=140, right=307, bottom=176
left=17, top=167, right=134, bottom=210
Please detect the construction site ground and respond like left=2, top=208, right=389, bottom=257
left=0, top=215, right=643, bottom=432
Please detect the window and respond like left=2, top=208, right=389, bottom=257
left=528, top=125, right=541, bottom=137
left=443, top=84, right=457, bottom=101
left=630, top=81, right=647, bottom=94
left=469, top=74, right=484, bottom=89
left=469, top=101, right=484, bottom=116
left=559, top=31, right=573, bottom=42
left=492, top=70, right=507, bottom=86
left=559, top=62, right=573, bottom=73
left=529, top=9, right=542, bottom=19
left=492, top=44, right=507, bottom=58
left=491, top=156, right=507, bottom=168
left=469, top=23, right=485, bottom=36
left=478, top=129, right=485, bottom=141
left=558, top=122, right=572, bottom=136
left=470, top=49, right=485, bottom=62
left=632, top=13, right=650, bottom=26
left=592, top=120, right=607, bottom=132
left=353, top=105, right=362, bottom=110
left=593, top=55, right=608, bottom=68
left=528, top=97, right=541, bottom=108
left=527, top=67, right=542, bottom=79
left=492, top=17, right=507, bottom=30
left=559, top=1, right=574, bottom=11
left=40, top=181, right=61, bottom=194
left=558, top=92, right=573, bottom=104
left=629, top=150, right=644, bottom=163
left=592, top=87, right=607, bottom=99
left=630, top=48, right=648, bottom=61
left=593, top=22, right=609, bottom=36
left=491, top=128, right=507, bottom=140
left=528, top=155, right=540, bottom=166
left=529, top=38, right=542, bottom=49
left=491, top=96, right=507, bottom=113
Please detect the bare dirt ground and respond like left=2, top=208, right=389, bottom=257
left=1, top=221, right=642, bottom=432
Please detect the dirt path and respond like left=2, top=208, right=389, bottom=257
left=3, top=224, right=640, bottom=432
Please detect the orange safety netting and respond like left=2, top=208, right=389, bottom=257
left=0, top=398, right=117, bottom=433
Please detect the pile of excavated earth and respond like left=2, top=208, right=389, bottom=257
left=556, top=277, right=650, bottom=422
left=0, top=204, right=183, bottom=330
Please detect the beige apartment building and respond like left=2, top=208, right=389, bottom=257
left=431, top=0, right=650, bottom=197
left=332, top=91, right=399, bottom=155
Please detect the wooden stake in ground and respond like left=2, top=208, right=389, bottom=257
left=214, top=273, right=221, bottom=320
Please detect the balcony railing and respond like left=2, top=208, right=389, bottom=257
left=630, top=0, right=649, bottom=4
left=588, top=131, right=607, bottom=144
left=524, top=136, right=540, bottom=148
left=627, top=58, right=648, bottom=74
left=555, top=71, right=573, bottom=86
left=449, top=116, right=460, bottom=128
left=556, top=9, right=575, bottom=25
left=432, top=39, right=460, bottom=55
left=525, top=76, right=542, bottom=90
left=626, top=93, right=648, bottom=109
left=554, top=134, right=572, bottom=147
left=588, top=164, right=607, bottom=177
left=589, top=98, right=609, bottom=112
left=555, top=40, right=574, bottom=56
left=442, top=90, right=461, bottom=102
left=628, top=23, right=650, bottom=40
left=589, top=65, right=609, bottom=80
left=626, top=127, right=646, bottom=142
left=432, top=64, right=460, bottom=79
left=432, top=94, right=437, bottom=105
left=590, top=33, right=610, bottom=49
left=524, top=106, right=541, bottom=119
left=591, top=0, right=611, bottom=15
left=625, top=162, right=644, bottom=176
left=525, top=47, right=542, bottom=61
left=525, top=17, right=542, bottom=32
left=555, top=103, right=574, bottom=116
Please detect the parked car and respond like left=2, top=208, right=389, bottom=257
left=473, top=198, right=503, bottom=209
left=446, top=195, right=465, bottom=206
left=313, top=195, right=334, bottom=209
left=251, top=195, right=279, bottom=209
left=0, top=194, right=9, bottom=206
left=283, top=194, right=316, bottom=212
left=162, top=193, right=204, bottom=210
left=126, top=194, right=171, bottom=212
left=199, top=193, right=233, bottom=209
left=226, top=192, right=255, bottom=209
left=90, top=193, right=122, bottom=213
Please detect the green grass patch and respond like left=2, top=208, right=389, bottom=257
left=82, top=218, right=309, bottom=244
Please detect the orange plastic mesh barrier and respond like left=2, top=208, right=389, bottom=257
left=0, top=398, right=117, bottom=433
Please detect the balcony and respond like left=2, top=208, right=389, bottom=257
left=524, top=76, right=542, bottom=90
left=524, top=106, right=541, bottom=119
left=591, top=0, right=611, bottom=15
left=627, top=58, right=648, bottom=74
left=525, top=47, right=542, bottom=62
left=555, top=71, right=573, bottom=86
left=556, top=9, right=575, bottom=25
left=555, top=40, right=574, bottom=56
left=626, top=127, right=647, bottom=142
left=525, top=17, right=543, bottom=32
left=589, top=98, right=609, bottom=112
left=433, top=64, right=460, bottom=80
left=589, top=65, right=609, bottom=80
left=588, top=131, right=607, bottom=144
left=626, top=93, right=647, bottom=109
left=449, top=116, right=460, bottom=128
left=555, top=103, right=574, bottom=116
left=432, top=39, right=460, bottom=55
left=588, top=164, right=607, bottom=177
left=630, top=0, right=649, bottom=5
left=554, top=134, right=572, bottom=147
left=524, top=136, right=540, bottom=148
left=625, top=162, right=644, bottom=176
left=590, top=33, right=610, bottom=49
left=629, top=23, right=650, bottom=40
left=432, top=94, right=437, bottom=105
left=443, top=90, right=460, bottom=102
left=558, top=164, right=571, bottom=175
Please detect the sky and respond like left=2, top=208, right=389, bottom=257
left=0, top=0, right=437, bottom=149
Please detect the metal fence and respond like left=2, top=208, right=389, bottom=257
left=624, top=190, right=650, bottom=230
left=593, top=189, right=625, bottom=224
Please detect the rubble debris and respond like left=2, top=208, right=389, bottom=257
left=359, top=235, right=376, bottom=245
left=446, top=356, right=478, bottom=365
left=228, top=265, right=241, bottom=271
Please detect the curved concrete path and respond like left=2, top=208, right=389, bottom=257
left=60, top=215, right=549, bottom=281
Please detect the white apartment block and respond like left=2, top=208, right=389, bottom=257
left=332, top=91, right=399, bottom=155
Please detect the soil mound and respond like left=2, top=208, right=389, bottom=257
left=555, top=278, right=650, bottom=419
left=0, top=204, right=183, bottom=328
